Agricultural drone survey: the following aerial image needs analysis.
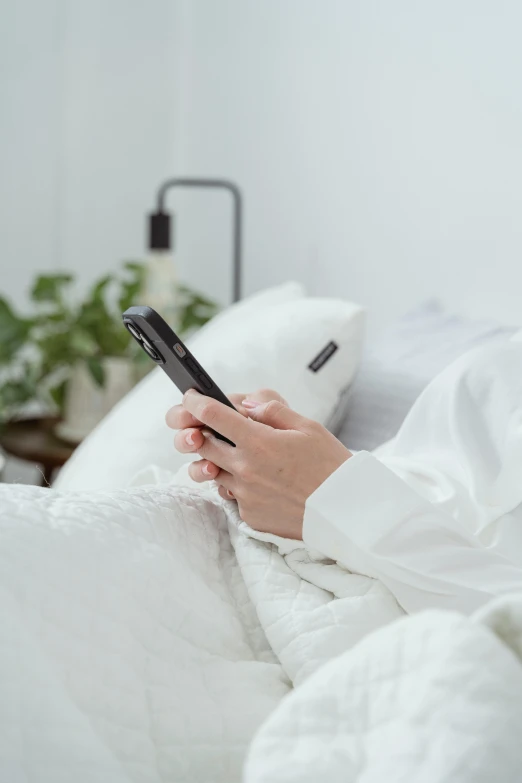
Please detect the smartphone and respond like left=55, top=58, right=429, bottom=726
left=122, top=305, right=235, bottom=445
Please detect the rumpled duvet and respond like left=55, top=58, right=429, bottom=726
left=1, top=472, right=522, bottom=782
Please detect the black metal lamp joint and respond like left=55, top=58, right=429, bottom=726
left=148, top=178, right=243, bottom=302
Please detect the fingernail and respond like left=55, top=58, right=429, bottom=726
left=242, top=400, right=260, bottom=410
left=202, top=463, right=212, bottom=476
left=185, top=431, right=194, bottom=446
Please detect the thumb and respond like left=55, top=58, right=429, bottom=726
left=242, top=399, right=304, bottom=431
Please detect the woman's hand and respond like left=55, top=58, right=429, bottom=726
left=167, top=390, right=351, bottom=539
left=166, top=388, right=287, bottom=485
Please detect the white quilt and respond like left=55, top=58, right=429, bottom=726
left=1, top=476, right=522, bottom=783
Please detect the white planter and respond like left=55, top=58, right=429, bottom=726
left=55, top=357, right=135, bottom=444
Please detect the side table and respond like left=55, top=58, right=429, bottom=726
left=0, top=417, right=76, bottom=486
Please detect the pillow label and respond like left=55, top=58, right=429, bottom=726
left=308, top=341, right=338, bottom=372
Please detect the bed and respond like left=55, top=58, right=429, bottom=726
left=1, top=285, right=522, bottom=783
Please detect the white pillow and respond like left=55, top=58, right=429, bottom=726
left=337, top=300, right=518, bottom=453
left=54, top=283, right=365, bottom=491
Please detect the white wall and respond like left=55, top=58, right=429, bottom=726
left=176, top=0, right=522, bottom=328
left=3, top=1, right=522, bottom=327
left=0, top=0, right=178, bottom=308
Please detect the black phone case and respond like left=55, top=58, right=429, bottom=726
left=122, top=306, right=235, bottom=445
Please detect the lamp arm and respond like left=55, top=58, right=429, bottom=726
left=156, top=178, right=242, bottom=303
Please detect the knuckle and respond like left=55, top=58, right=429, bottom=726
left=307, top=419, right=324, bottom=435
left=256, top=387, right=277, bottom=400
left=200, top=401, right=217, bottom=425
left=255, top=388, right=286, bottom=404
left=264, top=399, right=283, bottom=418
left=236, top=461, right=253, bottom=483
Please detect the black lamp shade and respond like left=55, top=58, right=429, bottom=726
left=148, top=211, right=172, bottom=251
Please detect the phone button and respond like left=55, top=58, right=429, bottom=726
left=197, top=373, right=212, bottom=390
left=185, top=357, right=199, bottom=373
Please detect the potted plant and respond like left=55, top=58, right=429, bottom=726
left=0, top=262, right=218, bottom=441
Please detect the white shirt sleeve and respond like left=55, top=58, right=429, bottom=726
left=304, top=451, right=522, bottom=615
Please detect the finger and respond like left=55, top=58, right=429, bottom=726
left=214, top=469, right=235, bottom=492
left=168, top=393, right=284, bottom=429
left=166, top=404, right=202, bottom=430
left=173, top=427, right=205, bottom=454
left=183, top=390, right=249, bottom=444
left=217, top=485, right=236, bottom=501
left=196, top=431, right=236, bottom=472
left=188, top=459, right=220, bottom=483
left=227, top=392, right=285, bottom=416
left=228, top=393, right=248, bottom=409
left=242, top=399, right=305, bottom=431
left=227, top=393, right=249, bottom=418
left=245, top=388, right=289, bottom=406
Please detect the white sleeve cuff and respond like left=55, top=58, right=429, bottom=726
left=303, top=450, right=424, bottom=567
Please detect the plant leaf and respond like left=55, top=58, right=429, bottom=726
left=49, top=379, right=68, bottom=413
left=69, top=328, right=98, bottom=357
left=123, top=260, right=146, bottom=274
left=177, top=288, right=219, bottom=336
left=31, top=273, right=73, bottom=304
left=0, top=296, right=33, bottom=363
left=118, top=261, right=145, bottom=313
left=89, top=274, right=113, bottom=304
left=0, top=372, right=39, bottom=422
left=86, top=357, right=105, bottom=387
left=36, top=329, right=75, bottom=375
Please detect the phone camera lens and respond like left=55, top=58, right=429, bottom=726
left=125, top=322, right=142, bottom=342
left=141, top=338, right=163, bottom=363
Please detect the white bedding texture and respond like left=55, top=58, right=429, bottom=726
left=2, top=468, right=522, bottom=782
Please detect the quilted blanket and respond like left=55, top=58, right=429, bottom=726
left=1, top=476, right=522, bottom=782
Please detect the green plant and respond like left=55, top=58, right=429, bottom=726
left=0, top=263, right=219, bottom=423
left=177, top=284, right=221, bottom=334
